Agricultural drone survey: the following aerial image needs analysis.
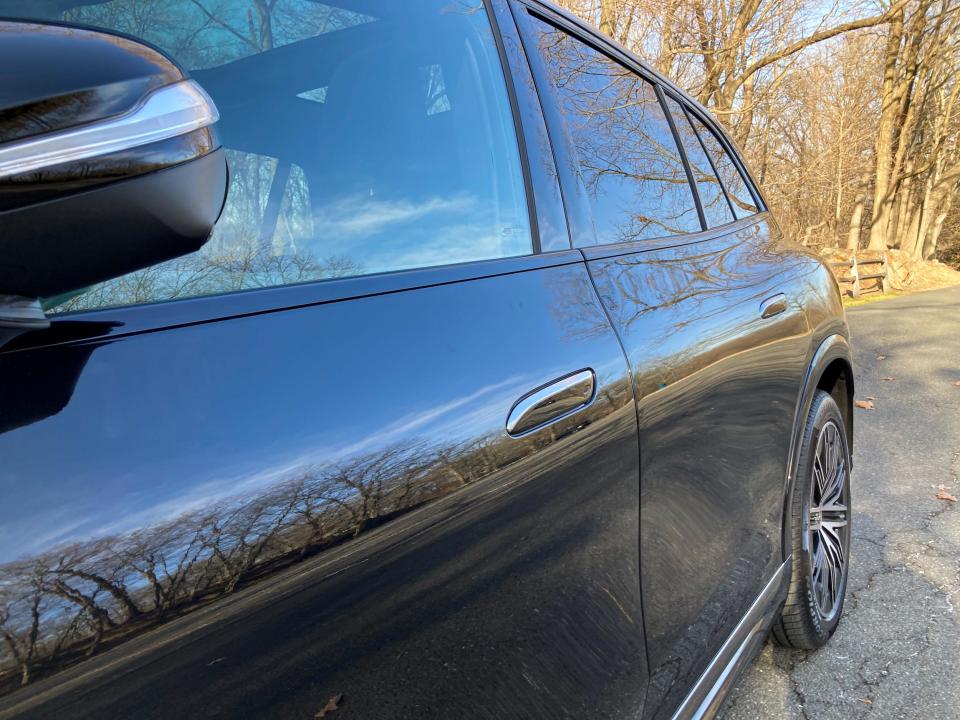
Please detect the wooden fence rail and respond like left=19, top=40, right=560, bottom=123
left=829, top=255, right=890, bottom=298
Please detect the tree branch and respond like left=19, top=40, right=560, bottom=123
left=736, top=0, right=910, bottom=91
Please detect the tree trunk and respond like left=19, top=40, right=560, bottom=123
left=867, top=7, right=905, bottom=250
left=847, top=188, right=867, bottom=251
left=599, top=0, right=619, bottom=39
left=913, top=171, right=939, bottom=260
left=1, top=631, right=27, bottom=687
left=834, top=113, right=846, bottom=234
left=898, top=197, right=924, bottom=259
left=64, top=569, right=142, bottom=621
left=891, top=170, right=914, bottom=250
left=924, top=192, right=953, bottom=259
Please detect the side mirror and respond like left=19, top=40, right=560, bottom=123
left=0, top=20, right=228, bottom=340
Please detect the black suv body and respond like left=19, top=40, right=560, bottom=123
left=0, top=1, right=853, bottom=718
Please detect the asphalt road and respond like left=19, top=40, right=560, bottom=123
left=721, top=285, right=960, bottom=720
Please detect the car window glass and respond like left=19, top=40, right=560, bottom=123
left=664, top=96, right=735, bottom=228
left=33, top=0, right=531, bottom=313
left=527, top=15, right=701, bottom=245
left=687, top=112, right=759, bottom=218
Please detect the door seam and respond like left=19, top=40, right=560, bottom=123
left=578, top=248, right=653, bottom=677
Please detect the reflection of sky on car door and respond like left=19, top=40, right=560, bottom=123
left=0, top=281, right=552, bottom=563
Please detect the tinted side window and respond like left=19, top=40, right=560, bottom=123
left=687, top=113, right=760, bottom=218
left=528, top=16, right=700, bottom=245
left=664, top=96, right=735, bottom=228
left=40, top=0, right=531, bottom=313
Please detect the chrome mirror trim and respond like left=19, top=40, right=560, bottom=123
left=0, top=80, right=219, bottom=180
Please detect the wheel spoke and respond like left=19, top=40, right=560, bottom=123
left=828, top=424, right=839, bottom=468
left=811, top=543, right=825, bottom=607
left=829, top=550, right=842, bottom=607
left=821, top=494, right=842, bottom=518
left=820, top=526, right=845, bottom=568
left=813, top=454, right=825, bottom=500
left=822, top=516, right=847, bottom=531
left=822, top=462, right=845, bottom=507
left=823, top=427, right=840, bottom=498
left=810, top=537, right=822, bottom=572
left=819, top=550, right=833, bottom=610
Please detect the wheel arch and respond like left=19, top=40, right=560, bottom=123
left=780, top=333, right=854, bottom=561
left=816, top=357, right=854, bottom=457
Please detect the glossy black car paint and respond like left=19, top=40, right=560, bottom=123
left=587, top=227, right=838, bottom=717
left=0, top=1, right=852, bottom=718
left=0, top=256, right=648, bottom=719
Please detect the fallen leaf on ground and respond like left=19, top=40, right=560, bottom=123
left=313, top=693, right=343, bottom=720
left=881, top=376, right=895, bottom=381
left=859, top=698, right=873, bottom=705
left=935, top=486, right=957, bottom=503
left=854, top=399, right=875, bottom=410
left=315, top=694, right=343, bottom=718
left=877, top=355, right=887, bottom=360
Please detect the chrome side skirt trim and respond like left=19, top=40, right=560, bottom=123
left=670, top=559, right=791, bottom=720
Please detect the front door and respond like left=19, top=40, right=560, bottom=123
left=0, top=2, right=646, bottom=718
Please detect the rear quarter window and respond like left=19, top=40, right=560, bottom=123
left=686, top=111, right=760, bottom=218
left=663, top=95, right=736, bottom=228
left=525, top=15, right=702, bottom=246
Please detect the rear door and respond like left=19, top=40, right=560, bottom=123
left=513, top=4, right=811, bottom=715
left=0, top=2, right=647, bottom=718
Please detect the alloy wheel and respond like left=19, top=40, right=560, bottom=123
left=808, top=419, right=850, bottom=622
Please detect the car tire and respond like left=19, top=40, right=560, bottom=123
left=774, top=389, right=852, bottom=649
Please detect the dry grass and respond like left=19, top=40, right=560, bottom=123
left=842, top=291, right=903, bottom=308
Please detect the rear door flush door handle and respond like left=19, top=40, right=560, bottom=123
left=506, top=369, right=596, bottom=436
left=759, top=293, right=788, bottom=319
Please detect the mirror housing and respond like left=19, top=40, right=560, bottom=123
left=0, top=20, right=227, bottom=334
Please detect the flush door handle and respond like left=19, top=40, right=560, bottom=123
left=760, top=293, right=788, bottom=319
left=506, top=369, right=595, bottom=436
